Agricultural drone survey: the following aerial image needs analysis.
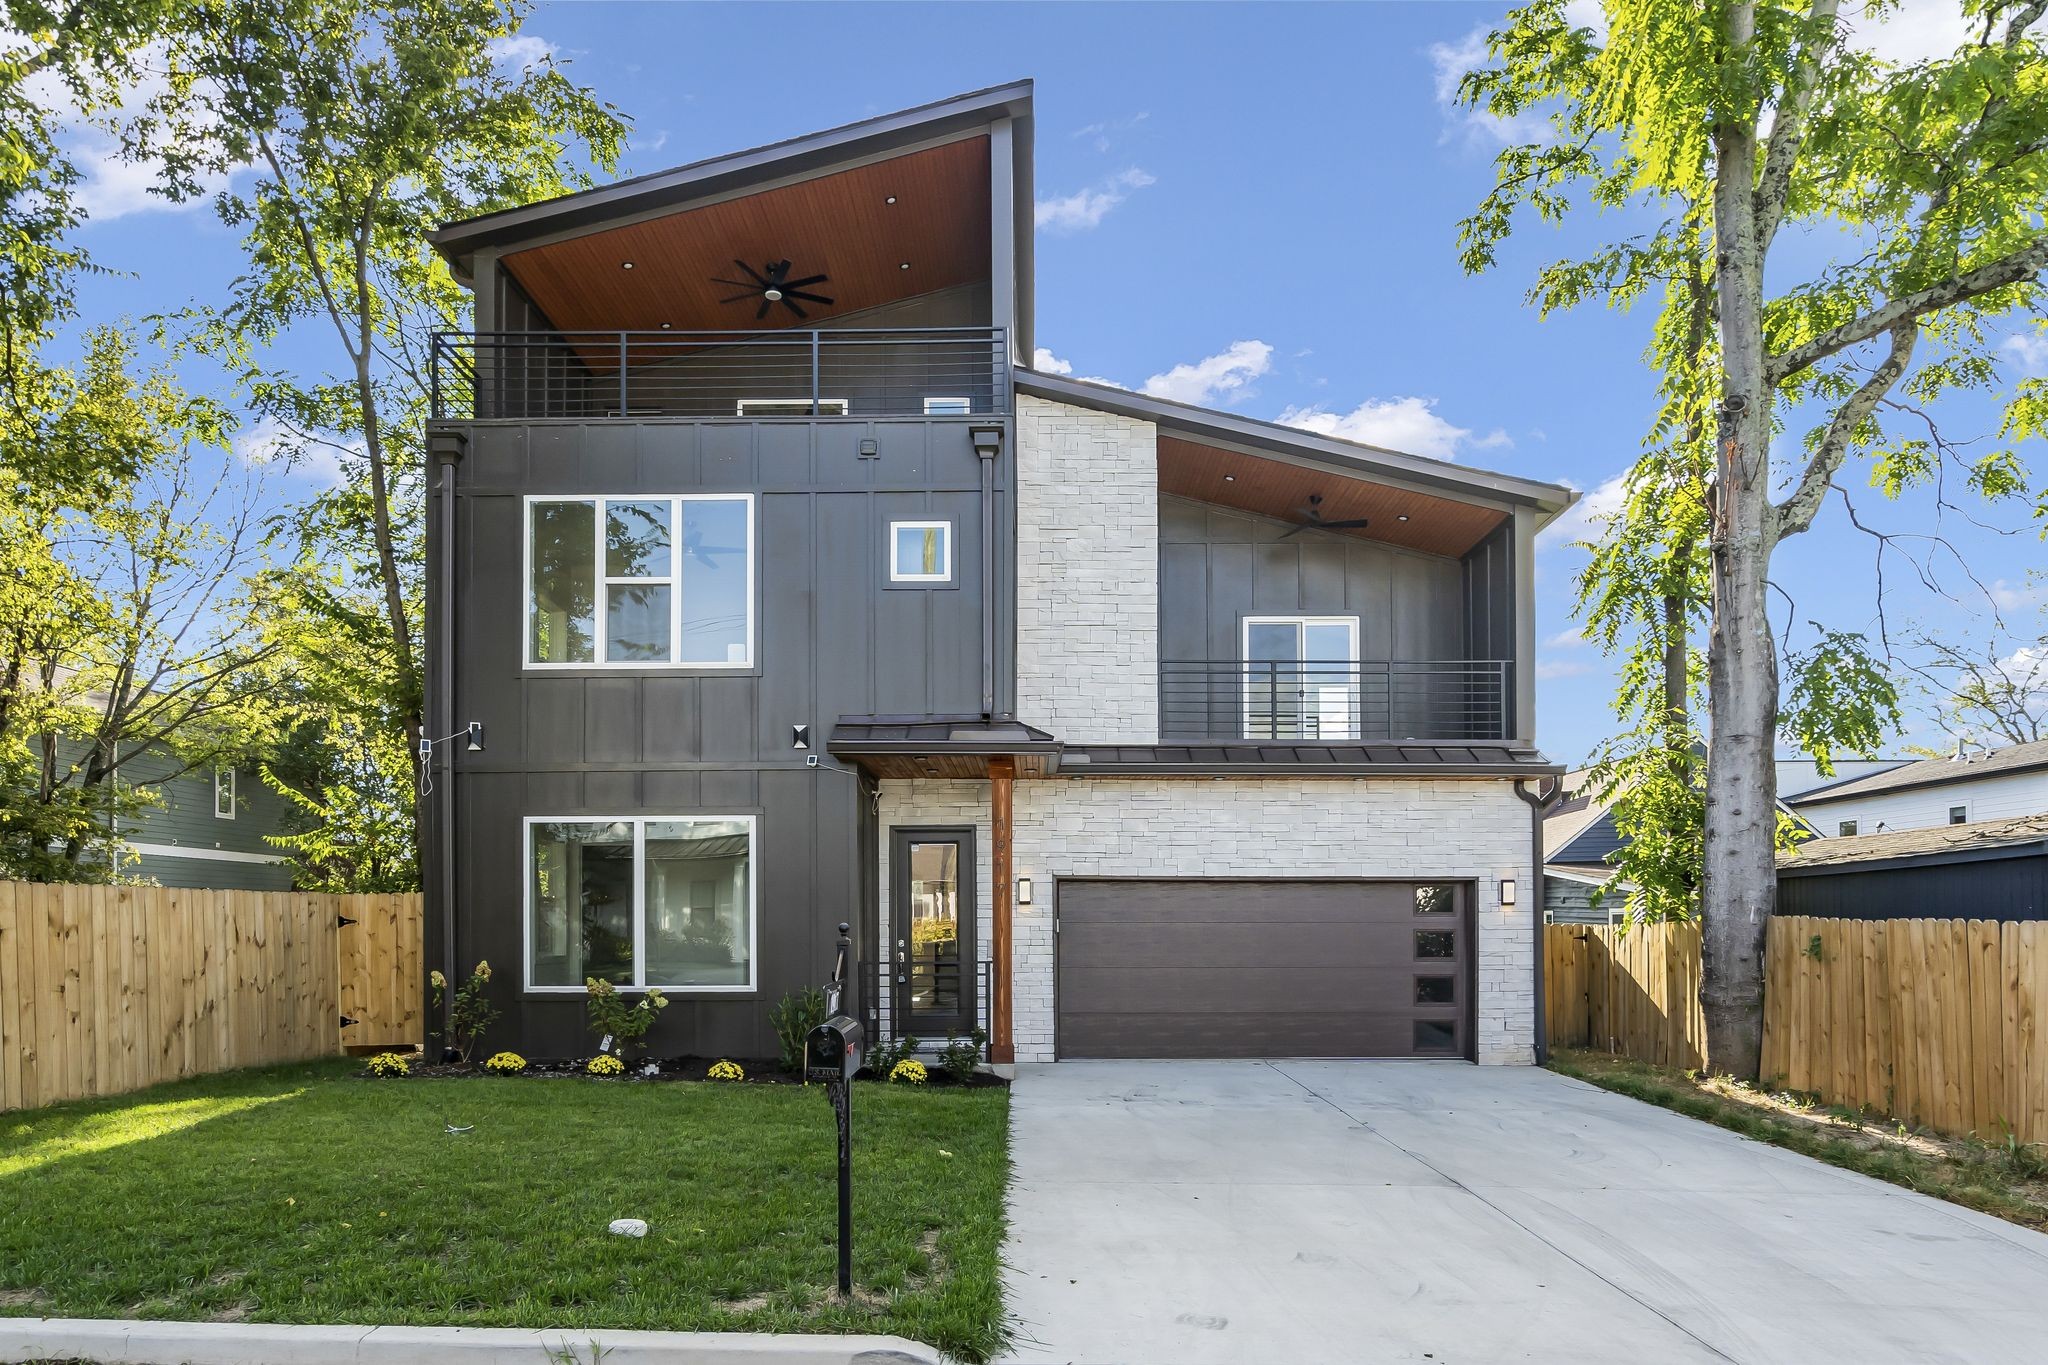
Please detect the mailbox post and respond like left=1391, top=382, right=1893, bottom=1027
left=807, top=923, right=864, bottom=1296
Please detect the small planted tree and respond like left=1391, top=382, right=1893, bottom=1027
left=585, top=978, right=668, bottom=1059
left=430, top=960, right=499, bottom=1063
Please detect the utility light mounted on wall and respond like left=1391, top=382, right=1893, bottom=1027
left=466, top=721, right=485, bottom=752
left=1017, top=877, right=1033, bottom=906
left=792, top=723, right=811, bottom=751
left=1499, top=877, right=1517, bottom=906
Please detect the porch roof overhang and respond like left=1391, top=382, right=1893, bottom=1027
left=1059, top=742, right=1564, bottom=779
left=828, top=716, right=1061, bottom=779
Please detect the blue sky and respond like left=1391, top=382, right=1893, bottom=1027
left=57, top=1, right=2047, bottom=763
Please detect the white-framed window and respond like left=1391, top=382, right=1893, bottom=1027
left=525, top=814, right=757, bottom=993
left=1242, top=615, right=1361, bottom=740
left=1949, top=803, right=1971, bottom=825
left=525, top=495, right=754, bottom=668
left=1838, top=819, right=1858, bottom=837
left=922, top=396, right=972, bottom=416
left=735, top=398, right=848, bottom=417
left=889, top=520, right=953, bottom=583
left=213, top=767, right=236, bottom=820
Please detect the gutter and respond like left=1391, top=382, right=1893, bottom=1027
left=1514, top=776, right=1564, bottom=1065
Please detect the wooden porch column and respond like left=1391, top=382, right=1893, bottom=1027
left=989, top=756, right=1015, bottom=1064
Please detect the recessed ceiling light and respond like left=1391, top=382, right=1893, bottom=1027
left=659, top=322, right=672, bottom=330
left=899, top=262, right=911, bottom=270
left=886, top=195, right=898, bottom=204
left=621, top=261, right=634, bottom=270
left=1222, top=474, right=1235, bottom=482
left=1397, top=514, right=1410, bottom=521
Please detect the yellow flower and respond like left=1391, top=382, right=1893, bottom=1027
left=707, top=1059, right=745, bottom=1082
left=483, top=1051, right=527, bottom=1075
left=587, top=1054, right=624, bottom=1077
left=429, top=970, right=446, bottom=990
left=367, top=1052, right=412, bottom=1078
left=889, top=1059, right=928, bottom=1086
left=473, top=960, right=491, bottom=982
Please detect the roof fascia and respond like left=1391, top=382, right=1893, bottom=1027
left=1015, top=370, right=1577, bottom=517
left=1786, top=758, right=2048, bottom=806
left=433, top=80, right=1035, bottom=268
left=1778, top=840, right=2048, bottom=877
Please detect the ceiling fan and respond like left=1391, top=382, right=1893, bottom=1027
left=1278, top=493, right=1369, bottom=539
left=712, top=259, right=833, bottom=320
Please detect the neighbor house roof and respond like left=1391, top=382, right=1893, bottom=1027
left=1777, top=814, right=2048, bottom=876
left=1786, top=739, right=2048, bottom=807
left=1014, top=369, right=1577, bottom=525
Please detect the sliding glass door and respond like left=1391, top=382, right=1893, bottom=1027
left=1242, top=616, right=1361, bottom=740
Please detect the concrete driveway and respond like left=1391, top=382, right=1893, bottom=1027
left=999, top=1061, right=2048, bottom=1365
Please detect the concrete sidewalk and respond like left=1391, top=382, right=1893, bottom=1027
left=1000, top=1060, right=2048, bottom=1364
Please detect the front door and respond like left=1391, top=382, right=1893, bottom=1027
left=890, top=827, right=977, bottom=1035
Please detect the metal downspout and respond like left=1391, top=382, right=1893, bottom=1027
left=432, top=435, right=464, bottom=1048
left=1515, top=776, right=1563, bottom=1064
left=970, top=424, right=1003, bottom=719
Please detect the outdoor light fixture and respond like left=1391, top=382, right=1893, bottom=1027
left=899, top=262, right=911, bottom=270
left=621, top=261, right=634, bottom=269
left=1017, top=877, right=1033, bottom=906
left=885, top=195, right=898, bottom=204
left=1499, top=877, right=1517, bottom=906
left=1397, top=514, right=1410, bottom=522
left=660, top=322, right=673, bottom=330
left=1223, top=474, right=1235, bottom=481
left=465, top=722, right=485, bottom=752
left=792, top=723, right=811, bottom=751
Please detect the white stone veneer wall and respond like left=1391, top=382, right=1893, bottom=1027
left=1015, top=393, right=1159, bottom=743
left=877, top=775, right=1537, bottom=1066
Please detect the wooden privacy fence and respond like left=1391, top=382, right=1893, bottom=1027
left=0, top=882, right=423, bottom=1113
left=1546, top=917, right=2048, bottom=1144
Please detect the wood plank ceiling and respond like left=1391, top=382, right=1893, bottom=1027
left=1157, top=435, right=1509, bottom=558
left=500, top=136, right=992, bottom=335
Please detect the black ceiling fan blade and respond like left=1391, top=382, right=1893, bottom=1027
left=783, top=274, right=829, bottom=289
left=1276, top=523, right=1310, bottom=540
left=767, top=259, right=792, bottom=282
left=718, top=292, right=759, bottom=304
left=732, top=259, right=770, bottom=287
left=712, top=277, right=760, bottom=290
left=1319, top=518, right=1372, bottom=530
left=782, top=298, right=809, bottom=319
left=755, top=298, right=772, bottom=321
left=784, top=290, right=834, bottom=305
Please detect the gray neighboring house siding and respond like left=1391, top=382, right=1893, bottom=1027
left=88, top=743, right=294, bottom=890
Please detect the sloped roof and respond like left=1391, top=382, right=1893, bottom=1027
left=1787, top=739, right=2048, bottom=806
left=1777, top=814, right=2048, bottom=873
left=1062, top=742, right=1562, bottom=777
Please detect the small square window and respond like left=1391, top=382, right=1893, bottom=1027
left=1413, top=1019, right=1457, bottom=1052
left=923, top=396, right=972, bottom=416
left=1838, top=820, right=1858, bottom=837
left=1416, top=976, right=1455, bottom=1005
left=1948, top=805, right=1969, bottom=826
left=1415, top=930, right=1456, bottom=959
left=736, top=397, right=848, bottom=417
left=213, top=767, right=236, bottom=820
left=890, top=521, right=952, bottom=583
left=1414, top=884, right=1455, bottom=915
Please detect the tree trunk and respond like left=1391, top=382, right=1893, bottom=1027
left=1700, top=66, right=1780, bottom=1082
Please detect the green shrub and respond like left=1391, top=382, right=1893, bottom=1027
left=768, top=986, right=827, bottom=1072
left=939, top=1029, right=987, bottom=1084
left=430, top=961, right=499, bottom=1063
left=585, top=978, right=668, bottom=1058
left=890, top=1059, right=928, bottom=1085
left=865, top=1032, right=918, bottom=1079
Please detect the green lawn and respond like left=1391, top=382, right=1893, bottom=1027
left=0, top=1061, right=1011, bottom=1362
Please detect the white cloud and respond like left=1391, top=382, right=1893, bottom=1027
left=1140, top=340, right=1273, bottom=406
left=1034, top=167, right=1155, bottom=233
left=486, top=33, right=555, bottom=68
left=2002, top=332, right=2048, bottom=375
left=1072, top=111, right=1149, bottom=153
left=1538, top=470, right=1629, bottom=547
left=1276, top=395, right=1509, bottom=462
left=1990, top=578, right=2047, bottom=611
left=233, top=417, right=350, bottom=488
left=1031, top=347, right=1073, bottom=376
left=1843, top=0, right=1972, bottom=65
left=1537, top=658, right=1596, bottom=681
left=1429, top=27, right=1547, bottom=145
left=1547, top=626, right=1589, bottom=648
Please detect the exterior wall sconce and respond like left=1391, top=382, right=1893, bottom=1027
left=1016, top=877, right=1033, bottom=906
left=465, top=722, right=485, bottom=752
left=1499, top=877, right=1517, bottom=906
left=792, top=723, right=811, bottom=751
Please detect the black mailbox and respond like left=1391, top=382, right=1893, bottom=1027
left=806, top=1015, right=864, bottom=1083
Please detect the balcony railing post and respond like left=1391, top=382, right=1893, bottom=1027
left=429, top=335, right=442, bottom=419
left=617, top=333, right=629, bottom=416
left=810, top=330, right=821, bottom=415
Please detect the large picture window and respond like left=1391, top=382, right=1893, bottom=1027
left=527, top=815, right=756, bottom=992
left=526, top=495, right=754, bottom=667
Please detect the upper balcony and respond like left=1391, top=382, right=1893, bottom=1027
left=430, top=325, right=1011, bottom=422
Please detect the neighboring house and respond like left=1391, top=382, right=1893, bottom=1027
left=51, top=739, right=294, bottom=890
left=421, top=82, right=1576, bottom=1066
left=1777, top=815, right=2048, bottom=920
left=1543, top=758, right=1831, bottom=924
left=1775, top=756, right=1913, bottom=800
left=1787, top=738, right=2048, bottom=838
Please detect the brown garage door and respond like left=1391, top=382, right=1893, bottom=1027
left=1055, top=879, right=1471, bottom=1059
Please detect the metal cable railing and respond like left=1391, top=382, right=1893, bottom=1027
left=431, top=326, right=1010, bottom=421
left=859, top=956, right=993, bottom=1060
left=1158, top=659, right=1512, bottom=742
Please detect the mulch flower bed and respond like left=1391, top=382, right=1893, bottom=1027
left=361, top=1054, right=1009, bottom=1087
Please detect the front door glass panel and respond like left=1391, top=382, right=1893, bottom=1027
left=892, top=828, right=976, bottom=1033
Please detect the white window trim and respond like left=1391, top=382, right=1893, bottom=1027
left=1838, top=820, right=1859, bottom=837
left=523, top=494, right=755, bottom=671
left=1948, top=802, right=1972, bottom=824
left=1240, top=615, right=1361, bottom=741
left=889, top=520, right=954, bottom=583
left=213, top=767, right=236, bottom=820
left=736, top=397, right=849, bottom=417
left=922, top=396, right=972, bottom=416
left=522, top=813, right=759, bottom=995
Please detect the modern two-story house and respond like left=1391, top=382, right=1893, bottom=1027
left=423, top=82, right=1575, bottom=1067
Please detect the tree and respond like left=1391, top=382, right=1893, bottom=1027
left=135, top=0, right=625, bottom=883
left=1901, top=599, right=2048, bottom=746
left=1459, top=0, right=2046, bottom=1075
